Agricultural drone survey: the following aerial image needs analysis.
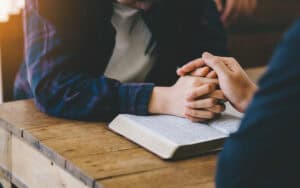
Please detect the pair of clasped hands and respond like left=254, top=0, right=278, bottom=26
left=149, top=52, right=257, bottom=122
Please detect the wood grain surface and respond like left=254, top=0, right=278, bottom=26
left=0, top=68, right=266, bottom=188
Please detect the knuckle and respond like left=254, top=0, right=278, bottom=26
left=207, top=98, right=216, bottom=106
left=203, top=84, right=211, bottom=93
left=194, top=89, right=201, bottom=97
left=185, top=107, right=191, bottom=113
left=190, top=90, right=197, bottom=99
left=197, top=78, right=204, bottom=85
left=206, top=84, right=212, bottom=91
left=191, top=110, right=197, bottom=117
left=207, top=112, right=215, bottom=119
left=189, top=102, right=196, bottom=108
left=219, top=91, right=226, bottom=99
left=229, top=57, right=236, bottom=62
left=215, top=90, right=225, bottom=99
left=192, top=79, right=200, bottom=87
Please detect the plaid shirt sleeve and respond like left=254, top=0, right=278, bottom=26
left=22, top=0, right=154, bottom=121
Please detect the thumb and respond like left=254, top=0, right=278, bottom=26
left=202, top=52, right=230, bottom=76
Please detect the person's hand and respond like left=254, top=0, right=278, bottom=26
left=148, top=76, right=226, bottom=122
left=177, top=53, right=257, bottom=112
left=177, top=58, right=217, bottom=79
left=201, top=52, right=257, bottom=112
left=215, top=0, right=257, bottom=25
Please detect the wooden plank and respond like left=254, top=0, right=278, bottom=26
left=99, top=155, right=217, bottom=188
left=0, top=170, right=11, bottom=188
left=11, top=135, right=91, bottom=188
left=0, top=128, right=11, bottom=178
left=0, top=127, right=12, bottom=188
left=0, top=176, right=11, bottom=188
left=23, top=121, right=139, bottom=187
left=34, top=123, right=138, bottom=158
left=0, top=104, right=101, bottom=187
left=0, top=102, right=101, bottom=187
left=25, top=119, right=216, bottom=186
left=0, top=100, right=80, bottom=137
left=25, top=122, right=151, bottom=185
left=69, top=148, right=169, bottom=180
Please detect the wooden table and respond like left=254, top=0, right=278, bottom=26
left=0, top=68, right=266, bottom=188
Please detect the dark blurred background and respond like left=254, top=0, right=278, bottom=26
left=0, top=0, right=300, bottom=102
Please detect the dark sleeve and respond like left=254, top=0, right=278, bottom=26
left=179, top=0, right=228, bottom=60
left=197, top=0, right=228, bottom=56
left=24, top=0, right=154, bottom=121
left=144, top=0, right=228, bottom=86
left=216, top=20, right=300, bottom=188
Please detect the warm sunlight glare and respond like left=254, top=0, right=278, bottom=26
left=0, top=0, right=25, bottom=22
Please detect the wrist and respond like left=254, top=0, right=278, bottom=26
left=239, top=83, right=258, bottom=112
left=148, top=87, right=172, bottom=115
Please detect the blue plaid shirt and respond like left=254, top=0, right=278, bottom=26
left=14, top=0, right=227, bottom=121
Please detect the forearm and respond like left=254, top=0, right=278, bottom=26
left=238, top=82, right=258, bottom=113
left=25, top=1, right=153, bottom=120
left=34, top=73, right=154, bottom=121
left=148, top=87, right=172, bottom=115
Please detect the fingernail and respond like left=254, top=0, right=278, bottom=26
left=202, top=52, right=213, bottom=59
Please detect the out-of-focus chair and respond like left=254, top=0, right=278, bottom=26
left=229, top=0, right=300, bottom=68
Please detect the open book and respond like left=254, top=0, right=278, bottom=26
left=109, top=104, right=243, bottom=159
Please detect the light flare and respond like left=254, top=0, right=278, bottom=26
left=0, top=0, right=25, bottom=22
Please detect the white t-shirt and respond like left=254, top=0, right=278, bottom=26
left=104, top=3, right=156, bottom=83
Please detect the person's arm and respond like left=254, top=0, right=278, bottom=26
left=24, top=0, right=154, bottom=121
left=194, top=0, right=229, bottom=56
left=169, top=0, right=229, bottom=65
left=216, top=20, right=300, bottom=188
left=24, top=0, right=225, bottom=121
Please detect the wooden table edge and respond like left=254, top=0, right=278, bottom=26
left=0, top=67, right=267, bottom=188
left=0, top=117, right=103, bottom=188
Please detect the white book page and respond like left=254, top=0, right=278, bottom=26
left=209, top=103, right=243, bottom=135
left=123, top=115, right=227, bottom=146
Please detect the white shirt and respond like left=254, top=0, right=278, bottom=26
left=104, top=3, right=156, bottom=83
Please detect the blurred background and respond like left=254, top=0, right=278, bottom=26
left=0, top=0, right=300, bottom=102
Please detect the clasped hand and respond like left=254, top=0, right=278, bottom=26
left=149, top=65, right=226, bottom=123
left=177, top=52, right=257, bottom=114
left=149, top=52, right=257, bottom=122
